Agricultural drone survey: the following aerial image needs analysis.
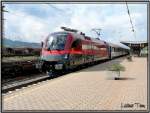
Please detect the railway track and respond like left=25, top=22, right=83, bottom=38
left=2, top=73, right=49, bottom=93
left=2, top=56, right=127, bottom=94
left=2, top=60, right=108, bottom=94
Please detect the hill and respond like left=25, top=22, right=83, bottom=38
left=2, top=38, right=41, bottom=48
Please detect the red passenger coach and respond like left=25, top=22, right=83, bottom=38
left=37, top=27, right=129, bottom=76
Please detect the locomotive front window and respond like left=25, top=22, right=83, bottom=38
left=46, top=33, right=67, bottom=50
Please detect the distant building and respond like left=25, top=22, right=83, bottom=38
left=120, top=41, right=148, bottom=57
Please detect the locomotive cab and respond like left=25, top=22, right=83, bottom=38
left=43, top=32, right=67, bottom=51
left=39, top=32, right=72, bottom=75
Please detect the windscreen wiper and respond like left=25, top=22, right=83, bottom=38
left=56, top=48, right=61, bottom=51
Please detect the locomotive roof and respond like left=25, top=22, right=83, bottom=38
left=50, top=31, right=130, bottom=49
left=66, top=31, right=107, bottom=45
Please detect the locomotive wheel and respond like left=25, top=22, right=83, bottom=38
left=47, top=68, right=60, bottom=78
left=47, top=70, right=55, bottom=78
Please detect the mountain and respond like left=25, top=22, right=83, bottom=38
left=2, top=38, right=41, bottom=48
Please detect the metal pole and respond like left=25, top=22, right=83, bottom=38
left=2, top=5, right=9, bottom=39
left=125, top=2, right=136, bottom=39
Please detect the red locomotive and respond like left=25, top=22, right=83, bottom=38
left=37, top=27, right=129, bottom=76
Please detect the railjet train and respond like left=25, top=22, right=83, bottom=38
left=37, top=27, right=130, bottom=75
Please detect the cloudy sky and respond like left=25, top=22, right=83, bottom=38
left=3, top=3, right=147, bottom=44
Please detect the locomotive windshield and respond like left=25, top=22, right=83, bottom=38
left=45, top=33, right=67, bottom=50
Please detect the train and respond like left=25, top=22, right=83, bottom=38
left=37, top=27, right=130, bottom=75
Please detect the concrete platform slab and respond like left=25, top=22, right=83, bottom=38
left=2, top=57, right=148, bottom=111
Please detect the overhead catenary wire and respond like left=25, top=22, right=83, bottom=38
left=125, top=2, right=136, bottom=39
left=91, top=28, right=102, bottom=40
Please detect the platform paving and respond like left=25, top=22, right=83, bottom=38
left=2, top=57, right=148, bottom=111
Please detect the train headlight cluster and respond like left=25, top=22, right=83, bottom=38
left=64, top=54, right=68, bottom=59
left=55, top=64, right=63, bottom=70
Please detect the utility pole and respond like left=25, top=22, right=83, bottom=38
left=91, top=28, right=102, bottom=40
left=2, top=5, right=9, bottom=39
left=125, top=2, right=136, bottom=39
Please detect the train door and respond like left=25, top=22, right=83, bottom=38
left=109, top=46, right=112, bottom=59
left=70, top=39, right=83, bottom=67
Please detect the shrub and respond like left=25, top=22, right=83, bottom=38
left=127, top=55, right=132, bottom=61
left=108, top=63, right=125, bottom=79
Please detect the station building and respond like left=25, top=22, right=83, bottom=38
left=120, top=41, right=148, bottom=57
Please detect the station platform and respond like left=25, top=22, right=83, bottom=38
left=2, top=57, right=148, bottom=111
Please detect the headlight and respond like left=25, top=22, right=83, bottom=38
left=64, top=54, right=68, bottom=59
left=55, top=64, right=63, bottom=70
